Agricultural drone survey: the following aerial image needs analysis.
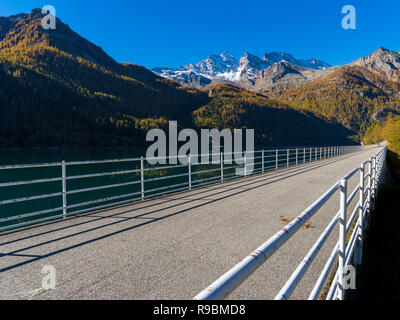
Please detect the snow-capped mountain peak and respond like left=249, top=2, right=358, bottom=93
left=194, top=50, right=238, bottom=78
left=220, top=50, right=237, bottom=64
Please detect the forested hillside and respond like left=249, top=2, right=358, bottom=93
left=269, top=66, right=400, bottom=140
left=194, top=85, right=355, bottom=146
left=0, top=9, right=209, bottom=147
left=363, top=115, right=400, bottom=179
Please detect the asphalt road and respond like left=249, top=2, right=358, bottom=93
left=0, top=148, right=380, bottom=300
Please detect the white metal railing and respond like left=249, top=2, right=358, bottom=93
left=0, top=145, right=363, bottom=232
left=194, top=145, right=386, bottom=300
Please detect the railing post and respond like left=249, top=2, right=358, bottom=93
left=338, top=179, right=348, bottom=300
left=262, top=150, right=265, bottom=173
left=355, top=163, right=365, bottom=266
left=310, top=148, right=312, bottom=163
left=296, top=148, right=298, bottom=166
left=315, top=148, right=317, bottom=161
left=372, top=156, right=376, bottom=199
left=62, top=161, right=67, bottom=219
left=220, top=152, right=224, bottom=183
left=368, top=158, right=372, bottom=212
left=244, top=151, right=247, bottom=177
left=276, top=149, right=278, bottom=170
left=287, top=149, right=289, bottom=168
left=189, top=154, right=192, bottom=189
left=141, top=157, right=144, bottom=200
left=303, top=148, right=306, bottom=164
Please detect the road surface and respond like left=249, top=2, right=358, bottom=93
left=0, top=148, right=380, bottom=300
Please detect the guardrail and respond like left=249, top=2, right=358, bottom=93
left=0, top=145, right=363, bottom=232
left=194, top=145, right=386, bottom=300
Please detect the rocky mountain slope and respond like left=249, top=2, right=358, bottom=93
left=349, top=47, right=400, bottom=82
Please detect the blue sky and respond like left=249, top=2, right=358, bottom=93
left=1, top=0, right=399, bottom=68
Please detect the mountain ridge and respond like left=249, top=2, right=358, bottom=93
left=349, top=47, right=400, bottom=83
left=152, top=50, right=332, bottom=89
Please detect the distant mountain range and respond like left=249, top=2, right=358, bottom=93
left=1, top=8, right=399, bottom=149
left=152, top=51, right=331, bottom=90
left=153, top=46, right=400, bottom=135
left=153, top=48, right=400, bottom=98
